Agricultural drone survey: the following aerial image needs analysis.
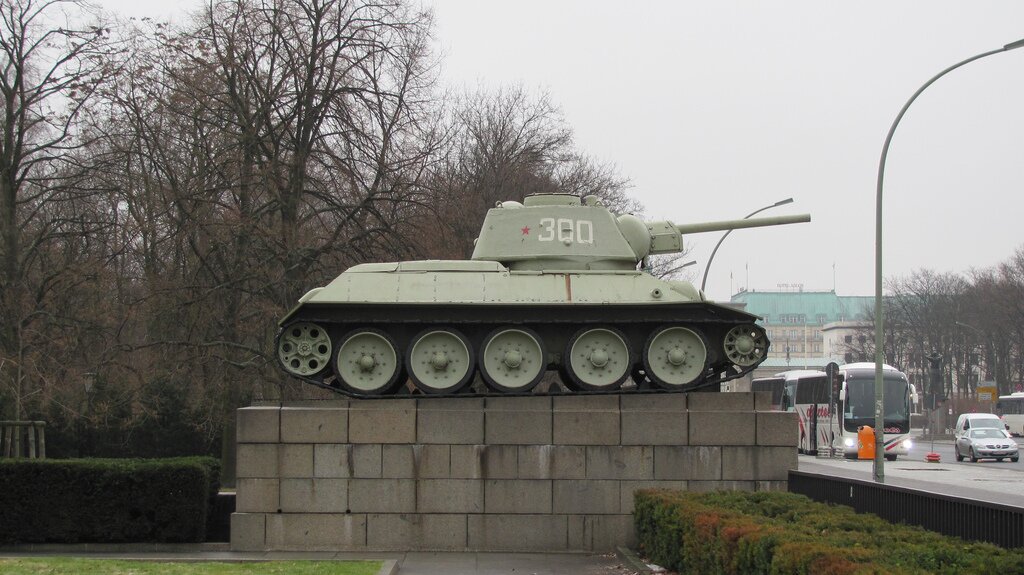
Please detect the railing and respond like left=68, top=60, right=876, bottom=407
left=0, top=421, right=47, bottom=459
left=789, top=469, right=1024, bottom=548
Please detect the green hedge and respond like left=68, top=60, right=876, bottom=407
left=0, top=457, right=220, bottom=543
left=634, top=489, right=1024, bottom=575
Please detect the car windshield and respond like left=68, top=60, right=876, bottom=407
left=969, top=418, right=1003, bottom=430
left=969, top=428, right=1008, bottom=439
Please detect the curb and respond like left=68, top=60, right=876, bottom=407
left=615, top=546, right=655, bottom=574
left=0, top=543, right=230, bottom=553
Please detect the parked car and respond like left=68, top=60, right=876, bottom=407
left=954, top=428, right=1019, bottom=463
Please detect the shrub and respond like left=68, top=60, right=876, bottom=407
left=634, top=489, right=1024, bottom=575
left=0, top=457, right=219, bottom=543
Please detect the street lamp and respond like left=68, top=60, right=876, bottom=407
left=873, top=38, right=1024, bottom=482
left=700, top=198, right=794, bottom=293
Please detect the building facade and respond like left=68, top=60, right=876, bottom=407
left=724, top=289, right=874, bottom=388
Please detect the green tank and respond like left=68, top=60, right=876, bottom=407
left=276, top=194, right=809, bottom=397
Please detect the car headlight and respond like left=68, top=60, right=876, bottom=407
left=844, top=438, right=855, bottom=447
left=902, top=439, right=913, bottom=449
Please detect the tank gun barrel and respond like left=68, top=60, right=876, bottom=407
left=675, top=213, right=811, bottom=235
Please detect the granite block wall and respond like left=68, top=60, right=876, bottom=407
left=231, top=392, right=796, bottom=552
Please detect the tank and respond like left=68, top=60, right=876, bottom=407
left=276, top=193, right=810, bottom=397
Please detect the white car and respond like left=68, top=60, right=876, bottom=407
left=954, top=428, right=1019, bottom=463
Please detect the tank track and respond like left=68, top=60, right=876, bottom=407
left=277, top=303, right=769, bottom=399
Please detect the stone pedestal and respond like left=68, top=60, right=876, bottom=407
left=231, top=392, right=796, bottom=552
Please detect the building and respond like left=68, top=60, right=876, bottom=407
left=724, top=288, right=874, bottom=389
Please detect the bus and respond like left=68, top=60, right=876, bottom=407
left=764, top=363, right=917, bottom=459
left=835, top=363, right=916, bottom=460
left=996, top=392, right=1024, bottom=436
left=751, top=376, right=785, bottom=411
left=774, top=370, right=834, bottom=455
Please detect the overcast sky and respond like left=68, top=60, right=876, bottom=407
left=98, top=1, right=1024, bottom=301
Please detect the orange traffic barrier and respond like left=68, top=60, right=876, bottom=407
left=925, top=452, right=941, bottom=463
left=857, top=425, right=875, bottom=460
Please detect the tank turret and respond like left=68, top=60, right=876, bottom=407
left=275, top=193, right=809, bottom=398
left=471, top=194, right=809, bottom=271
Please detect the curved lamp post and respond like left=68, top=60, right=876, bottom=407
left=873, top=38, right=1024, bottom=482
left=700, top=198, right=794, bottom=293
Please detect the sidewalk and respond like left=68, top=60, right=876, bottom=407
left=0, top=547, right=634, bottom=575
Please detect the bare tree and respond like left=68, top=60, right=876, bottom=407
left=0, top=0, right=116, bottom=419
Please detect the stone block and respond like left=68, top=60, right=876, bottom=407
left=690, top=411, right=755, bottom=446
left=450, top=445, right=486, bottom=479
left=576, top=515, right=636, bottom=551
left=467, top=515, right=568, bottom=551
left=280, top=444, right=314, bottom=478
left=351, top=444, right=382, bottom=478
left=517, top=445, right=585, bottom=479
left=754, top=390, right=773, bottom=411
left=280, top=478, right=347, bottom=513
left=553, top=480, right=619, bottom=514
left=484, top=479, right=552, bottom=514
left=619, top=480, right=688, bottom=513
left=417, top=479, right=484, bottom=513
left=687, top=392, right=753, bottom=412
left=757, top=411, right=798, bottom=446
left=480, top=445, right=518, bottom=479
left=653, top=446, right=721, bottom=480
left=757, top=480, right=789, bottom=492
left=236, top=444, right=278, bottom=478
left=367, top=514, right=468, bottom=550
left=313, top=444, right=352, bottom=478
left=281, top=406, right=347, bottom=443
left=417, top=397, right=484, bottom=444
left=348, top=478, right=415, bottom=513
left=485, top=396, right=552, bottom=444
left=552, top=395, right=619, bottom=445
left=230, top=513, right=266, bottom=551
left=722, top=446, right=798, bottom=481
left=688, top=480, right=756, bottom=493
left=348, top=399, right=416, bottom=443
left=235, top=478, right=279, bottom=513
left=383, top=444, right=450, bottom=478
left=621, top=394, right=688, bottom=445
left=237, top=407, right=280, bottom=443
left=586, top=446, right=654, bottom=479
left=265, top=513, right=366, bottom=550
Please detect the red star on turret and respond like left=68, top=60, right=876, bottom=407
left=521, top=226, right=530, bottom=235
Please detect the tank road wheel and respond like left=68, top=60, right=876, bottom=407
left=333, top=329, right=404, bottom=396
left=407, top=328, right=475, bottom=394
left=723, top=324, right=768, bottom=367
left=643, top=327, right=708, bottom=389
left=278, top=322, right=332, bottom=377
left=564, top=327, right=631, bottom=391
left=480, top=327, right=547, bottom=393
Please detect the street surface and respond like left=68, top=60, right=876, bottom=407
left=907, top=436, right=1023, bottom=470
left=799, top=435, right=1024, bottom=507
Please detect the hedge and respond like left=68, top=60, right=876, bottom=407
left=0, top=456, right=220, bottom=543
left=634, top=489, right=1024, bottom=575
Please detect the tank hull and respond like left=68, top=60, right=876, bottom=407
left=277, top=263, right=768, bottom=397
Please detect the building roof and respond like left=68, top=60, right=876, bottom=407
left=758, top=357, right=836, bottom=370
left=730, top=290, right=874, bottom=326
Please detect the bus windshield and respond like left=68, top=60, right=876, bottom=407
left=843, top=376, right=909, bottom=432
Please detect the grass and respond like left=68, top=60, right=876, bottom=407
left=0, top=558, right=383, bottom=575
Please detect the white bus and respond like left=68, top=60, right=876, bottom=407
left=774, top=370, right=834, bottom=456
left=767, top=363, right=917, bottom=460
left=835, top=363, right=916, bottom=460
left=996, top=392, right=1024, bottom=436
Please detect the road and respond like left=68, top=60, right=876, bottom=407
left=800, top=434, right=1024, bottom=506
left=906, top=436, right=1023, bottom=470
